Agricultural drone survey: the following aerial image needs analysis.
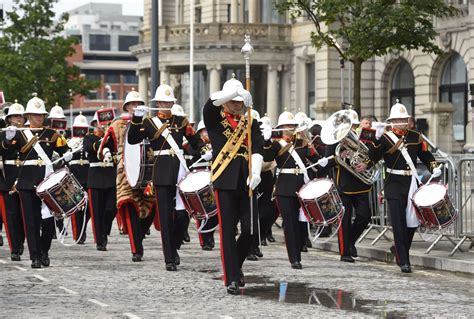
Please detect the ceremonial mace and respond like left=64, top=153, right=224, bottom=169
left=241, top=34, right=255, bottom=235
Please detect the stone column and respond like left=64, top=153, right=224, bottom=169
left=267, top=64, right=281, bottom=125
left=138, top=70, right=149, bottom=100
left=160, top=66, right=170, bottom=86
left=207, top=64, right=222, bottom=95
left=249, top=0, right=258, bottom=23
left=420, top=102, right=455, bottom=154
left=231, top=0, right=239, bottom=23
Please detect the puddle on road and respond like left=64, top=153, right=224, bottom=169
left=216, top=274, right=407, bottom=317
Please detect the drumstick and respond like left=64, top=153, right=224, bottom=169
left=189, top=156, right=205, bottom=169
left=50, top=147, right=83, bottom=166
left=306, top=155, right=334, bottom=170
left=0, top=127, right=44, bottom=131
left=425, top=163, right=444, bottom=185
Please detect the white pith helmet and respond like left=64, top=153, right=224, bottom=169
left=171, top=104, right=186, bottom=117
left=247, top=109, right=260, bottom=121
left=387, top=100, right=410, bottom=121
left=347, top=109, right=360, bottom=125
left=73, top=112, right=89, bottom=127
left=122, top=89, right=145, bottom=111
left=294, top=111, right=308, bottom=125
left=48, top=102, right=66, bottom=119
left=196, top=120, right=206, bottom=133
left=151, top=83, right=177, bottom=102
left=90, top=111, right=98, bottom=126
left=25, top=93, right=48, bottom=115
left=210, top=74, right=245, bottom=102
left=5, top=100, right=24, bottom=118
left=259, top=116, right=272, bottom=130
left=276, top=111, right=297, bottom=128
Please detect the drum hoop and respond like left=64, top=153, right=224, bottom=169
left=123, top=125, right=146, bottom=189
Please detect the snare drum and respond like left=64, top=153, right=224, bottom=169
left=178, top=170, right=217, bottom=220
left=36, top=168, right=87, bottom=219
left=411, top=183, right=457, bottom=229
left=124, top=125, right=153, bottom=189
left=297, top=178, right=344, bottom=226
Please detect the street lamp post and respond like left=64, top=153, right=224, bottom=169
left=104, top=84, right=112, bottom=109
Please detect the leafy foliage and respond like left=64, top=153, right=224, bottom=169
left=0, top=0, right=99, bottom=108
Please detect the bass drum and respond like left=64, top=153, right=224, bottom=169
left=123, top=125, right=154, bottom=189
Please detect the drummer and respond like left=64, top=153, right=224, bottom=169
left=357, top=101, right=441, bottom=273
left=99, top=90, right=156, bottom=262
left=67, top=113, right=90, bottom=244
left=0, top=101, right=25, bottom=261
left=128, top=83, right=206, bottom=271
left=1, top=93, right=73, bottom=268
left=83, top=110, right=117, bottom=252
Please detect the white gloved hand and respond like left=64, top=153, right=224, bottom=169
left=432, top=167, right=442, bottom=178
left=262, top=126, right=272, bottom=141
left=318, top=157, right=329, bottom=168
left=202, top=150, right=213, bottom=161
left=134, top=105, right=149, bottom=117
left=247, top=153, right=263, bottom=190
left=63, top=151, right=73, bottom=162
left=373, top=122, right=386, bottom=140
left=236, top=87, right=253, bottom=107
left=5, top=126, right=17, bottom=141
left=102, top=147, right=113, bottom=163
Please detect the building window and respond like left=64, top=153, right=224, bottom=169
left=85, top=73, right=101, bottom=81
left=89, top=34, right=111, bottom=51
left=86, top=91, right=98, bottom=100
left=104, top=73, right=120, bottom=84
left=111, top=25, right=121, bottom=30
left=439, top=53, right=468, bottom=141
left=260, top=0, right=286, bottom=24
left=195, top=6, right=202, bottom=23
left=118, top=36, right=139, bottom=51
left=390, top=60, right=415, bottom=116
left=100, top=24, right=108, bottom=29
left=123, top=74, right=138, bottom=84
left=227, top=4, right=231, bottom=22
left=306, top=62, right=315, bottom=118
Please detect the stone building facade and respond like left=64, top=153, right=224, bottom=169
left=132, top=0, right=473, bottom=153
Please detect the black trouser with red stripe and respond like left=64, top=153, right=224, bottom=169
left=275, top=195, right=301, bottom=264
left=155, top=186, right=179, bottom=264
left=216, top=187, right=258, bottom=286
left=71, top=206, right=90, bottom=242
left=18, top=190, right=55, bottom=261
left=0, top=191, right=24, bottom=254
left=197, top=215, right=218, bottom=247
left=88, top=188, right=116, bottom=247
left=387, top=196, right=416, bottom=266
left=338, top=192, right=371, bottom=257
left=122, top=203, right=156, bottom=256
left=174, top=209, right=190, bottom=249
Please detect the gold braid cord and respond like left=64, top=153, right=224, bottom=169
left=211, top=116, right=247, bottom=183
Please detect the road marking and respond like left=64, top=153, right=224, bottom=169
left=58, top=286, right=78, bottom=295
left=34, top=275, right=49, bottom=282
left=220, top=316, right=233, bottom=319
left=123, top=313, right=141, bottom=319
left=88, top=299, right=109, bottom=307
left=0, top=259, right=7, bottom=264
left=14, top=266, right=27, bottom=271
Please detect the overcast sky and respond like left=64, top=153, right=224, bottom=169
left=53, top=0, right=144, bottom=16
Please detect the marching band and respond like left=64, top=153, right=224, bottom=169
left=0, top=75, right=451, bottom=295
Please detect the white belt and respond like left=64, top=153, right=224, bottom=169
left=22, top=159, right=48, bottom=166
left=277, top=168, right=304, bottom=175
left=153, top=149, right=184, bottom=156
left=69, top=160, right=90, bottom=166
left=89, top=162, right=114, bottom=168
left=3, top=160, right=21, bottom=166
left=184, top=155, right=193, bottom=160
left=386, top=168, right=412, bottom=176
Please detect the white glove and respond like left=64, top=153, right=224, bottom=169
left=247, top=153, right=263, bottom=190
left=237, top=87, right=253, bottom=107
left=202, top=150, right=213, bottom=161
left=102, top=147, right=113, bottom=163
left=5, top=126, right=17, bottom=141
left=211, top=89, right=239, bottom=106
left=373, top=122, right=385, bottom=140
left=134, top=105, right=148, bottom=117
left=432, top=167, right=442, bottom=178
left=63, top=151, right=73, bottom=162
left=318, top=157, right=329, bottom=168
left=262, top=126, right=272, bottom=141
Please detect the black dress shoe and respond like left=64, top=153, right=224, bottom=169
left=291, top=261, right=302, bottom=269
left=11, top=253, right=21, bottom=261
left=183, top=231, right=190, bottom=243
left=350, top=244, right=358, bottom=258
left=31, top=259, right=42, bottom=269
left=254, top=247, right=263, bottom=258
left=305, top=238, right=312, bottom=248
left=400, top=264, right=412, bottom=273
left=0, top=235, right=3, bottom=246
left=340, top=256, right=355, bottom=263
left=174, top=254, right=180, bottom=265
left=40, top=253, right=50, bottom=267
left=226, top=281, right=240, bottom=295
left=78, top=235, right=86, bottom=245
left=210, top=238, right=215, bottom=248
left=19, top=245, right=24, bottom=255
left=390, top=245, right=400, bottom=266
left=97, top=245, right=107, bottom=251
left=261, top=238, right=267, bottom=246
left=247, top=254, right=258, bottom=261
left=301, top=245, right=308, bottom=252
left=202, top=244, right=213, bottom=251
left=238, top=269, right=245, bottom=287
left=166, top=262, right=177, bottom=271
left=132, top=254, right=143, bottom=262
left=146, top=229, right=151, bottom=236
left=267, top=234, right=276, bottom=243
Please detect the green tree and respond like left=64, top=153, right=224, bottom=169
left=0, top=0, right=99, bottom=108
left=278, top=0, right=458, bottom=112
